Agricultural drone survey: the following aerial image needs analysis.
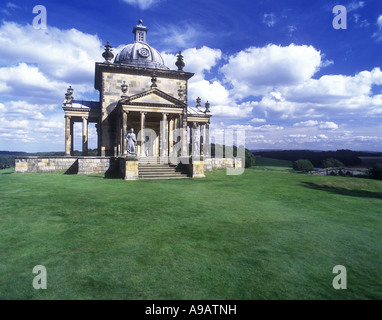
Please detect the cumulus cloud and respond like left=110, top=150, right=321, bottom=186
left=293, top=120, right=338, bottom=130
left=0, top=21, right=102, bottom=102
left=163, top=46, right=252, bottom=119
left=319, top=122, right=338, bottom=130
left=293, top=120, right=319, bottom=127
left=162, top=46, right=222, bottom=79
left=220, top=44, right=322, bottom=97
left=0, top=100, right=64, bottom=148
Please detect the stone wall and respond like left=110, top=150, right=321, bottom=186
left=78, top=157, right=118, bottom=175
left=204, top=157, right=243, bottom=171
left=15, top=157, right=117, bottom=175
left=15, top=157, right=78, bottom=173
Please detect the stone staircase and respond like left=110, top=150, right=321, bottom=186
left=138, top=157, right=189, bottom=179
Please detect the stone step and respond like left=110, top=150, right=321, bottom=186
left=138, top=166, right=188, bottom=172
left=138, top=163, right=189, bottom=179
left=140, top=175, right=189, bottom=180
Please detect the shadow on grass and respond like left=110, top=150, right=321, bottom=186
left=301, top=182, right=382, bottom=199
left=0, top=171, right=13, bottom=175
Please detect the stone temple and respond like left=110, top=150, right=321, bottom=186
left=15, top=20, right=242, bottom=179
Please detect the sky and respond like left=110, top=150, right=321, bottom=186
left=0, top=0, right=382, bottom=152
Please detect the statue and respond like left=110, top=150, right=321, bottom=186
left=192, top=129, right=200, bottom=157
left=126, top=128, right=137, bottom=156
left=144, top=136, right=150, bottom=156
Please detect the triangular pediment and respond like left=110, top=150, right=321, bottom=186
left=121, top=88, right=186, bottom=107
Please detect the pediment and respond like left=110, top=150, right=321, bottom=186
left=122, top=89, right=186, bottom=107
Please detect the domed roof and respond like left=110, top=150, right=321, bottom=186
left=114, top=20, right=169, bottom=70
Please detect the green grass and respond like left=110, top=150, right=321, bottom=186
left=0, top=163, right=381, bottom=300
left=254, top=156, right=293, bottom=171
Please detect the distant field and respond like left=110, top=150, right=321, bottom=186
left=0, top=162, right=381, bottom=300
left=254, top=156, right=293, bottom=169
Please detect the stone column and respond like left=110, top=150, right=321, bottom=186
left=205, top=122, right=210, bottom=157
left=96, top=119, right=102, bottom=156
left=70, top=118, right=74, bottom=155
left=189, top=125, right=193, bottom=156
left=180, top=112, right=187, bottom=157
left=140, top=112, right=146, bottom=157
left=200, top=124, right=204, bottom=158
left=122, top=110, right=128, bottom=156
left=169, top=117, right=174, bottom=156
left=82, top=116, right=88, bottom=156
left=65, top=115, right=71, bottom=156
left=160, top=113, right=168, bottom=158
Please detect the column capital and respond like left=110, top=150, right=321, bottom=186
left=140, top=111, right=147, bottom=115
left=82, top=116, right=88, bottom=121
left=65, top=115, right=71, bottom=119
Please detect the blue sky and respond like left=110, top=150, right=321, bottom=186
left=0, top=0, right=382, bottom=152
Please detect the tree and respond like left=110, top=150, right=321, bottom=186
left=293, top=159, right=314, bottom=172
left=369, top=163, right=382, bottom=180
left=245, top=149, right=256, bottom=168
left=322, top=158, right=345, bottom=168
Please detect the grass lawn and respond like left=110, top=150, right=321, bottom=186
left=0, top=160, right=381, bottom=300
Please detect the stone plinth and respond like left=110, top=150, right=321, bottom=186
left=190, top=160, right=205, bottom=178
left=120, top=157, right=139, bottom=180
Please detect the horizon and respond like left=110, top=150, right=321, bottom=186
left=2, top=148, right=382, bottom=154
left=1, top=0, right=382, bottom=152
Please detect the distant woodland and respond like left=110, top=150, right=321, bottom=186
left=253, top=149, right=382, bottom=168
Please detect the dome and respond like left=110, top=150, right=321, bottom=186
left=114, top=42, right=169, bottom=70
left=114, top=20, right=169, bottom=70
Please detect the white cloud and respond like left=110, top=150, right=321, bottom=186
left=0, top=21, right=102, bottom=102
left=250, top=118, right=267, bottom=123
left=162, top=46, right=222, bottom=79
left=121, top=0, right=162, bottom=10
left=154, top=23, right=202, bottom=50
left=0, top=63, right=66, bottom=102
left=263, top=13, right=277, bottom=27
left=252, top=124, right=284, bottom=132
left=220, top=44, right=322, bottom=97
left=284, top=68, right=382, bottom=107
left=293, top=120, right=319, bottom=127
left=293, top=120, right=338, bottom=130
left=373, top=15, right=382, bottom=41
left=378, top=15, right=382, bottom=29
left=319, top=122, right=338, bottom=130
left=348, top=1, right=365, bottom=12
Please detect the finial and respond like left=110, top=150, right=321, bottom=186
left=175, top=51, right=185, bottom=71
left=151, top=72, right=158, bottom=88
left=138, top=19, right=143, bottom=25
left=121, top=81, right=128, bottom=98
left=102, top=41, right=114, bottom=63
left=196, top=97, right=201, bottom=109
left=65, top=86, right=74, bottom=105
left=204, top=101, right=210, bottom=113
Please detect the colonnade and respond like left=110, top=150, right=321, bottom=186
left=65, top=115, right=101, bottom=156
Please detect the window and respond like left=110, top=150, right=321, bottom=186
left=138, top=32, right=144, bottom=42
